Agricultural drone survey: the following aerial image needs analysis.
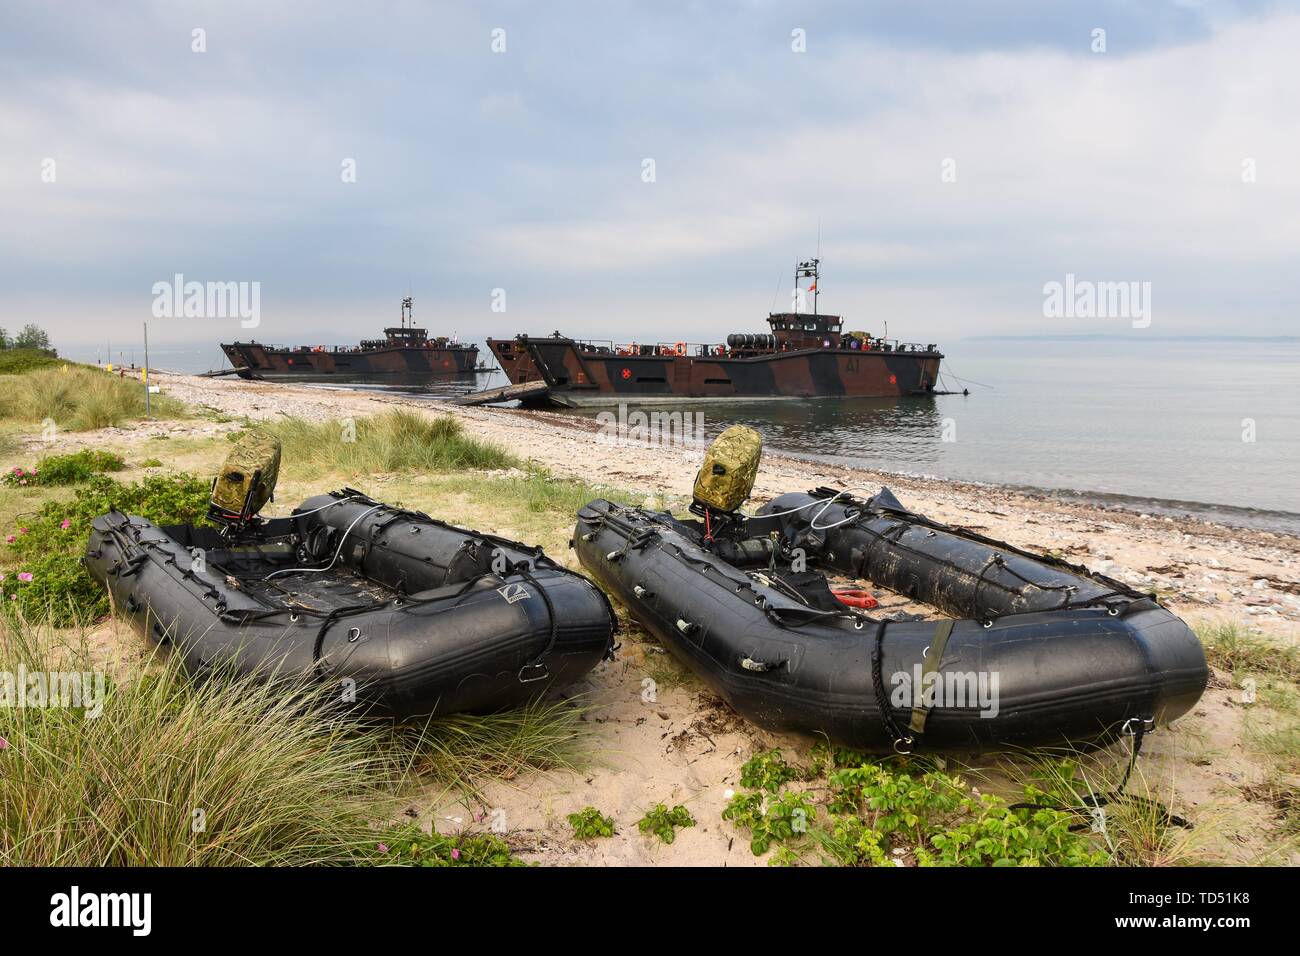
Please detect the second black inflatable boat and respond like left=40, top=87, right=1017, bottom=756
left=574, top=487, right=1208, bottom=753
left=86, top=489, right=617, bottom=718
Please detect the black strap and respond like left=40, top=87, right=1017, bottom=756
left=908, top=619, right=955, bottom=735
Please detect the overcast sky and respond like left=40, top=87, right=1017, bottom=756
left=2, top=0, right=1297, bottom=353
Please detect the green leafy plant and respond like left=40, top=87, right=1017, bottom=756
left=369, top=827, right=525, bottom=867
left=738, top=748, right=806, bottom=793
left=921, top=796, right=1104, bottom=867
left=721, top=749, right=1109, bottom=867
left=637, top=803, right=694, bottom=844
left=2, top=473, right=211, bottom=624
left=1, top=450, right=126, bottom=488
left=567, top=806, right=616, bottom=839
left=723, top=788, right=817, bottom=858
left=814, top=761, right=1107, bottom=867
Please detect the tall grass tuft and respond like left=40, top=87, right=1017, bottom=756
left=1003, top=751, right=1232, bottom=866
left=0, top=366, right=187, bottom=430
left=0, top=613, right=589, bottom=865
left=380, top=698, right=593, bottom=794
left=264, top=409, right=518, bottom=474
left=1195, top=620, right=1300, bottom=683
left=0, top=615, right=390, bottom=866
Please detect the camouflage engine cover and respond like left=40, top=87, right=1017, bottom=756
left=692, top=425, right=762, bottom=513
left=210, top=431, right=281, bottom=520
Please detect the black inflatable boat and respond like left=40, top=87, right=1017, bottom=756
left=86, top=489, right=617, bottom=718
left=573, top=487, right=1208, bottom=753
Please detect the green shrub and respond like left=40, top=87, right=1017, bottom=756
left=815, top=761, right=1106, bottom=867
left=2, top=473, right=210, bottom=624
left=0, top=349, right=64, bottom=375
left=1, top=450, right=126, bottom=487
left=720, top=749, right=1109, bottom=867
left=568, top=806, right=616, bottom=839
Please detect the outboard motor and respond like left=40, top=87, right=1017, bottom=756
left=689, top=425, right=765, bottom=550
left=208, top=431, right=282, bottom=534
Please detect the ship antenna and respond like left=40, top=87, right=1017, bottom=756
left=795, top=256, right=820, bottom=316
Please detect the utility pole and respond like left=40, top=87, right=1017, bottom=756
left=143, top=322, right=151, bottom=419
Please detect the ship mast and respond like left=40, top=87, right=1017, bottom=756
left=796, top=258, right=820, bottom=315
left=401, top=296, right=413, bottom=330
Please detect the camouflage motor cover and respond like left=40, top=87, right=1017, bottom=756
left=692, top=425, right=762, bottom=513
left=210, top=431, right=281, bottom=518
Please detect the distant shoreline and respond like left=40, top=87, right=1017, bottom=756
left=963, top=334, right=1300, bottom=342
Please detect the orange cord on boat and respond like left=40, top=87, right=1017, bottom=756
left=832, top=588, right=878, bottom=609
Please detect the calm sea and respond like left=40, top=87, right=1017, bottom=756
left=65, top=338, right=1300, bottom=533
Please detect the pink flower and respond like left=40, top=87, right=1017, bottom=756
left=0, top=736, right=8, bottom=750
left=60, top=519, right=71, bottom=530
left=377, top=842, right=389, bottom=853
left=4, top=536, right=12, bottom=544
left=17, top=572, right=33, bottom=583
left=451, top=848, right=461, bottom=860
left=18, top=528, right=27, bottom=535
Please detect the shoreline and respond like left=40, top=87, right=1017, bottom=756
left=178, top=371, right=1300, bottom=537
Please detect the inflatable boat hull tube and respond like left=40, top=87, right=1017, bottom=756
left=86, top=489, right=617, bottom=719
left=573, top=489, right=1207, bottom=752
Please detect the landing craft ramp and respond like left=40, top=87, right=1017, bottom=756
left=450, top=380, right=553, bottom=406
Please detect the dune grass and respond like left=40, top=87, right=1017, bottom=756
left=380, top=698, right=593, bottom=795
left=0, top=612, right=588, bottom=866
left=0, top=365, right=187, bottom=431
left=0, top=616, right=388, bottom=866
left=999, top=752, right=1222, bottom=866
left=263, top=409, right=517, bottom=474
left=1195, top=620, right=1300, bottom=683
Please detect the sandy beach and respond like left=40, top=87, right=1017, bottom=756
left=37, top=370, right=1300, bottom=865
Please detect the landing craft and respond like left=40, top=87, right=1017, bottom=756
left=220, top=297, right=478, bottom=379
left=484, top=259, right=944, bottom=407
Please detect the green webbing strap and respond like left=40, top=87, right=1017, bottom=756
left=909, top=619, right=955, bottom=736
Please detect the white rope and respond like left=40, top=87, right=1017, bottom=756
left=751, top=488, right=877, bottom=531
left=262, top=503, right=385, bottom=580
